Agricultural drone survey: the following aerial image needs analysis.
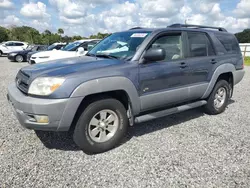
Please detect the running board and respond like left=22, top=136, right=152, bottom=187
left=135, top=100, right=207, bottom=124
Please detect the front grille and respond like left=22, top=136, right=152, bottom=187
left=16, top=70, right=30, bottom=94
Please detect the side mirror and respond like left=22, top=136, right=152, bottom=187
left=143, top=48, right=166, bottom=62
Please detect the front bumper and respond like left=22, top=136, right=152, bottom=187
left=7, top=83, right=83, bottom=131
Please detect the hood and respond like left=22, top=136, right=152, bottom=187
left=32, top=50, right=75, bottom=58
left=21, top=56, right=125, bottom=78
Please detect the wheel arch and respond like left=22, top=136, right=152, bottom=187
left=63, top=77, right=140, bottom=131
left=202, top=63, right=235, bottom=99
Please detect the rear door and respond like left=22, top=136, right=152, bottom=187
left=139, top=31, right=190, bottom=111
left=185, top=31, right=216, bottom=100
left=13, top=42, right=25, bottom=51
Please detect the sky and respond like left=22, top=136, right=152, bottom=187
left=0, top=0, right=249, bottom=37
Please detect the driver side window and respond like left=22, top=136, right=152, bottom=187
left=149, top=34, right=183, bottom=61
left=5, top=42, right=14, bottom=46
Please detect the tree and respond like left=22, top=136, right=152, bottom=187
left=43, top=29, right=52, bottom=35
left=235, top=29, right=250, bottom=43
left=58, top=28, right=64, bottom=35
left=0, top=26, right=8, bottom=42
left=89, top=32, right=110, bottom=39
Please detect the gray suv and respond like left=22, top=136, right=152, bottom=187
left=7, top=24, right=245, bottom=153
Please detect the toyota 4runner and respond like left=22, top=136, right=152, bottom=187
left=7, top=24, right=245, bottom=153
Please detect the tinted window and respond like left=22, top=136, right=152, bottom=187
left=38, top=46, right=47, bottom=51
left=55, top=45, right=64, bottom=50
left=188, top=32, right=215, bottom=57
left=149, top=34, right=183, bottom=61
left=215, top=34, right=240, bottom=54
left=5, top=42, right=14, bottom=46
left=15, top=43, right=24, bottom=46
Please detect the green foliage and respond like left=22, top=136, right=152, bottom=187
left=89, top=32, right=110, bottom=39
left=58, top=28, right=64, bottom=35
left=244, top=57, right=250, bottom=66
left=0, top=25, right=111, bottom=45
left=0, top=26, right=8, bottom=42
left=235, top=29, right=250, bottom=43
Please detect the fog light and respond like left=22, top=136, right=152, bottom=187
left=34, top=115, right=49, bottom=123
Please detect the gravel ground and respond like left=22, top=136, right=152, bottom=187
left=0, top=57, right=250, bottom=188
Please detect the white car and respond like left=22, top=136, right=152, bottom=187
left=29, top=39, right=100, bottom=64
left=0, top=41, right=28, bottom=56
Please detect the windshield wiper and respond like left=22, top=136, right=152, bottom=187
left=87, top=53, right=118, bottom=59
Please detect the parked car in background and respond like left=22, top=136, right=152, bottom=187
left=0, top=41, right=28, bottom=56
left=8, top=45, right=48, bottom=62
left=27, top=43, right=66, bottom=62
left=29, top=39, right=100, bottom=64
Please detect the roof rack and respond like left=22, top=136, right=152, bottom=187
left=168, top=23, right=227, bottom=32
left=129, top=27, right=143, bottom=30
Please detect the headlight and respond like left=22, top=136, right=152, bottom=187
left=28, top=77, right=65, bottom=96
left=39, top=56, right=50, bottom=58
left=10, top=53, right=17, bottom=56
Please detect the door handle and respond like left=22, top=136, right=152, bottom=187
left=179, top=62, right=187, bottom=68
left=210, top=59, right=217, bottom=64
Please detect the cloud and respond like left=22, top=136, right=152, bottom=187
left=0, top=0, right=14, bottom=9
left=138, top=0, right=184, bottom=18
left=20, top=2, right=50, bottom=19
left=234, top=0, right=250, bottom=18
left=1, top=0, right=250, bottom=36
left=3, top=15, right=21, bottom=26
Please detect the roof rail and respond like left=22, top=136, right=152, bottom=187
left=129, top=27, right=143, bottom=30
left=168, top=23, right=227, bottom=32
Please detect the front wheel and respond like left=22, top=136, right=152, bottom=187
left=73, top=98, right=128, bottom=154
left=204, top=80, right=230, bottom=115
left=15, top=55, right=24, bottom=62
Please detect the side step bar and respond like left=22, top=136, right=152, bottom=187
left=135, top=100, right=207, bottom=124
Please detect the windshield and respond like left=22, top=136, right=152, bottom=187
left=62, top=42, right=81, bottom=51
left=88, top=31, right=151, bottom=60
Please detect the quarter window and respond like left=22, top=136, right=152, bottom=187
left=188, top=33, right=215, bottom=57
left=149, top=34, right=183, bottom=61
left=215, top=34, right=241, bottom=54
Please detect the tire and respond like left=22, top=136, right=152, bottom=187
left=15, top=55, right=24, bottom=62
left=204, top=80, right=230, bottom=115
left=73, top=98, right=128, bottom=154
left=0, top=51, right=2, bottom=57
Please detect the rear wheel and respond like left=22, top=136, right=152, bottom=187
left=204, top=80, right=230, bottom=115
left=15, top=55, right=24, bottom=62
left=73, top=98, right=128, bottom=154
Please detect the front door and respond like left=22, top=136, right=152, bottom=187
left=139, top=32, right=190, bottom=111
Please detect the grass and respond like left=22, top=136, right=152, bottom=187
left=244, top=57, right=250, bottom=66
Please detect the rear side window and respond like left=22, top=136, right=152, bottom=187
left=215, top=34, right=240, bottom=54
left=15, top=43, right=24, bottom=46
left=187, top=32, right=215, bottom=57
